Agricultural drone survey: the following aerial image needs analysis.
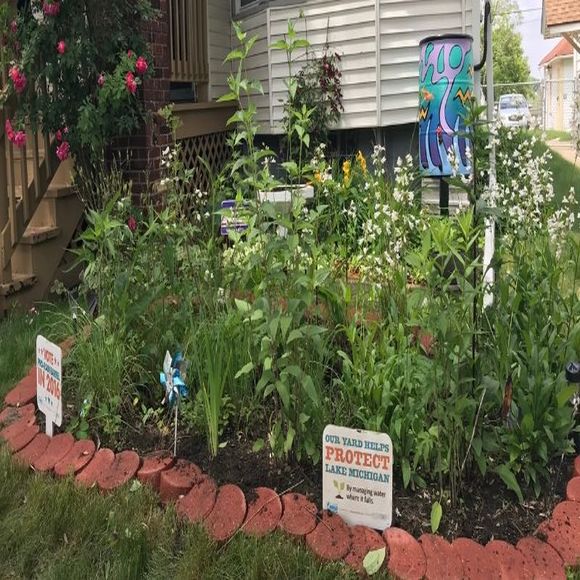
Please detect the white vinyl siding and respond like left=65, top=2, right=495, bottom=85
left=208, top=0, right=232, bottom=100
left=233, top=0, right=476, bottom=133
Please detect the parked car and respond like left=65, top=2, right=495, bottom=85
left=497, top=94, right=531, bottom=128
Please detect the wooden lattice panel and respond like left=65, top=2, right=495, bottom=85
left=179, top=131, right=230, bottom=195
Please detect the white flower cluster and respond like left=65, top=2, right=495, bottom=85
left=160, top=145, right=178, bottom=188
left=371, top=145, right=387, bottom=177
left=547, top=188, right=578, bottom=258
left=359, top=154, right=424, bottom=284
left=189, top=189, right=211, bottom=223
left=223, top=234, right=267, bottom=270
left=483, top=127, right=555, bottom=242
left=447, top=146, right=473, bottom=185
left=311, top=143, right=327, bottom=167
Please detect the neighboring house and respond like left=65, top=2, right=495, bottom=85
left=540, top=38, right=576, bottom=131
left=542, top=0, right=580, bottom=61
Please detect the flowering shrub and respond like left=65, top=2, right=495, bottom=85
left=282, top=43, right=344, bottom=153
left=358, top=150, right=425, bottom=283
left=2, top=0, right=155, bottom=164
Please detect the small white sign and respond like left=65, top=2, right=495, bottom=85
left=36, top=335, right=62, bottom=437
left=323, top=425, right=393, bottom=530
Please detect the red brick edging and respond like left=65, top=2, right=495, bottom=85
left=1, top=365, right=579, bottom=578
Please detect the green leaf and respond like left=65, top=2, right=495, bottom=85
left=270, top=39, right=288, bottom=51
left=250, top=309, right=264, bottom=321
left=235, top=362, right=254, bottom=379
left=402, top=458, right=411, bottom=488
left=496, top=464, right=524, bottom=503
left=286, top=328, right=303, bottom=344
left=252, top=439, right=265, bottom=452
left=235, top=299, right=251, bottom=313
left=363, top=547, right=386, bottom=576
left=284, top=425, right=295, bottom=453
left=303, top=375, right=320, bottom=406
left=557, top=384, right=577, bottom=408
left=430, top=501, right=443, bottom=533
left=275, top=380, right=291, bottom=409
left=264, top=356, right=272, bottom=371
left=280, top=316, right=292, bottom=340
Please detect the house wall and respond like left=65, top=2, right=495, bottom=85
left=543, top=57, right=575, bottom=131
left=208, top=0, right=233, bottom=100
left=236, top=0, right=476, bottom=134
left=562, top=57, right=575, bottom=131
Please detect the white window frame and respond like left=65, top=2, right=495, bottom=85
left=235, top=0, right=263, bottom=14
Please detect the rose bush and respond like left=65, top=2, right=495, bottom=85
left=1, top=0, right=155, bottom=164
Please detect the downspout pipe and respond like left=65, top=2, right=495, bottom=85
left=480, top=0, right=496, bottom=308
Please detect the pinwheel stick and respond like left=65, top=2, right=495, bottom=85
left=173, top=395, right=179, bottom=457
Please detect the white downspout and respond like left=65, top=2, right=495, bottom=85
left=482, top=2, right=496, bottom=309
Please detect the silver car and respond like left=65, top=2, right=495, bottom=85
left=497, top=94, right=530, bottom=128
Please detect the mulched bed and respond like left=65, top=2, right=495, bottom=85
left=109, top=419, right=573, bottom=545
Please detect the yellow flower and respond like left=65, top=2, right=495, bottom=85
left=314, top=172, right=322, bottom=183
left=342, top=160, right=351, bottom=183
left=356, top=150, right=367, bottom=173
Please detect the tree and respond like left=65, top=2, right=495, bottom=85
left=486, top=0, right=532, bottom=98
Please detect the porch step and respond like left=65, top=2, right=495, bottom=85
left=45, top=185, right=74, bottom=199
left=20, top=226, right=61, bottom=246
left=0, top=274, right=37, bottom=298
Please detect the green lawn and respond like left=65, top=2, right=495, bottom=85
left=0, top=450, right=362, bottom=580
left=0, top=306, right=366, bottom=580
left=537, top=142, right=580, bottom=204
left=544, top=129, right=573, bottom=142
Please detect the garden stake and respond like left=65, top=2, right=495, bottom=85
left=566, top=361, right=580, bottom=452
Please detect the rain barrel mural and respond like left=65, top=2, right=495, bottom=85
left=419, top=34, right=474, bottom=177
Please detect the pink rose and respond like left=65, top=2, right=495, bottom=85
left=42, top=1, right=61, bottom=16
left=127, top=50, right=134, bottom=58
left=10, top=20, right=17, bottom=34
left=55, top=129, right=62, bottom=142
left=6, top=120, right=26, bottom=149
left=5, top=119, right=15, bottom=141
left=9, top=66, right=26, bottom=93
left=56, top=40, right=66, bottom=55
left=135, top=56, right=148, bottom=75
left=97, top=73, right=105, bottom=87
left=13, top=131, right=26, bottom=148
left=125, top=72, right=137, bottom=94
left=127, top=216, right=137, bottom=232
left=56, top=141, right=70, bottom=161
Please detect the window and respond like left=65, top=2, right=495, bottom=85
left=236, top=0, right=262, bottom=13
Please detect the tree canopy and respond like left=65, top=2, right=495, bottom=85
left=486, top=0, right=533, bottom=99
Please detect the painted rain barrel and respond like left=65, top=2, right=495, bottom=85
left=418, top=34, right=474, bottom=177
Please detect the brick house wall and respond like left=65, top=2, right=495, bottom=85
left=122, top=0, right=172, bottom=203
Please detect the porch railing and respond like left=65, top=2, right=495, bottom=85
left=0, top=70, right=59, bottom=286
left=169, top=0, right=209, bottom=85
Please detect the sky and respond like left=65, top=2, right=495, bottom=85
left=515, top=0, right=559, bottom=78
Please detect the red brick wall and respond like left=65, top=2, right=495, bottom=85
left=123, top=0, right=172, bottom=204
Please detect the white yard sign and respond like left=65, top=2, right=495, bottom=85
left=323, top=425, right=393, bottom=530
left=36, top=335, right=62, bottom=437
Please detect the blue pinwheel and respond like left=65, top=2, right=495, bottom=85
left=160, top=351, right=188, bottom=407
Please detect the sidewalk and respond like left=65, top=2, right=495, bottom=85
left=547, top=139, right=579, bottom=165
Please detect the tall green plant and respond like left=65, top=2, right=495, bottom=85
left=191, top=322, right=232, bottom=458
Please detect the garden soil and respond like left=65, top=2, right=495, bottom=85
left=110, top=419, right=573, bottom=545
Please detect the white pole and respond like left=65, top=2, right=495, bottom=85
left=482, top=2, right=496, bottom=309
left=174, top=400, right=178, bottom=457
